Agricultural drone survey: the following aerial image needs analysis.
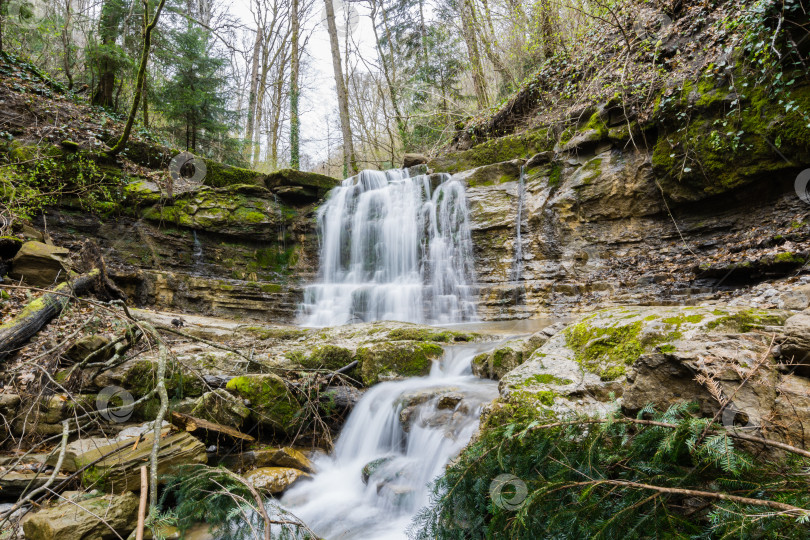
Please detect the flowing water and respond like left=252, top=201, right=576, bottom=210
left=280, top=342, right=500, bottom=539
left=510, top=165, right=526, bottom=286
left=192, top=230, right=204, bottom=273
left=299, top=169, right=478, bottom=327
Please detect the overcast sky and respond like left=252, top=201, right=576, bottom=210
left=228, top=0, right=376, bottom=167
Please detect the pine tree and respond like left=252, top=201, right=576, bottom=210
left=159, top=25, right=229, bottom=153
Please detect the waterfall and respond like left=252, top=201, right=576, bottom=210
left=299, top=169, right=478, bottom=327
left=280, top=343, right=499, bottom=539
left=510, top=165, right=526, bottom=285
left=192, top=230, right=204, bottom=273
left=272, top=193, right=286, bottom=253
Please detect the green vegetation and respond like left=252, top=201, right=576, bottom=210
left=386, top=327, right=474, bottom=342
left=413, top=403, right=810, bottom=539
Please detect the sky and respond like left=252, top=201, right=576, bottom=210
left=228, top=0, right=377, bottom=167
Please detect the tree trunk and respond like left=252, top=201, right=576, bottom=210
left=0, top=270, right=100, bottom=361
left=323, top=0, right=357, bottom=176
left=459, top=0, right=489, bottom=108
left=109, top=0, right=168, bottom=156
left=92, top=0, right=126, bottom=108
left=290, top=0, right=300, bottom=170
left=245, top=28, right=261, bottom=162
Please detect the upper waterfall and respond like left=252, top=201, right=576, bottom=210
left=299, top=168, right=478, bottom=327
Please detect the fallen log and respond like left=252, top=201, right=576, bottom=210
left=0, top=269, right=100, bottom=361
left=170, top=412, right=256, bottom=443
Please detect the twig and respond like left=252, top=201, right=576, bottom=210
left=136, top=466, right=147, bottom=540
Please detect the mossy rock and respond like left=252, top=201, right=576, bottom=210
left=301, top=345, right=355, bottom=371
left=356, top=342, right=444, bottom=386
left=264, top=169, right=340, bottom=193
left=225, top=374, right=302, bottom=435
left=652, top=81, right=810, bottom=201
left=472, top=345, right=525, bottom=380
left=428, top=129, right=554, bottom=173
left=202, top=160, right=265, bottom=188
left=386, top=327, right=474, bottom=343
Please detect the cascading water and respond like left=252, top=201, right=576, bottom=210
left=192, top=230, right=204, bottom=273
left=299, top=169, right=478, bottom=327
left=510, top=165, right=526, bottom=286
left=280, top=343, right=499, bottom=539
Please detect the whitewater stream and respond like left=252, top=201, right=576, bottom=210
left=278, top=169, right=512, bottom=538
left=280, top=342, right=500, bottom=539
left=299, top=168, right=478, bottom=327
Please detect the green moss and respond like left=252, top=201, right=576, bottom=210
left=357, top=342, right=444, bottom=386
left=428, top=129, right=554, bottom=173
left=518, top=373, right=573, bottom=387
left=202, top=160, right=264, bottom=188
left=548, top=162, right=563, bottom=186
left=302, top=345, right=355, bottom=371
left=387, top=327, right=474, bottom=342
left=260, top=283, right=282, bottom=293
left=661, top=314, right=705, bottom=325
left=774, top=252, right=806, bottom=264
left=658, top=344, right=677, bottom=354
left=565, top=320, right=645, bottom=381
left=653, top=81, right=810, bottom=201
left=225, top=374, right=301, bottom=434
left=706, top=309, right=788, bottom=332
left=536, top=390, right=556, bottom=406
left=232, top=207, right=267, bottom=224
left=126, top=360, right=205, bottom=400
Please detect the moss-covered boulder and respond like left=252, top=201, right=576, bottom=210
left=202, top=160, right=265, bottom=188
left=428, top=129, right=554, bottom=173
left=225, top=374, right=302, bottom=434
left=22, top=492, right=139, bottom=540
left=264, top=169, right=340, bottom=201
left=189, top=389, right=251, bottom=428
left=302, top=345, right=355, bottom=370
left=356, top=342, right=444, bottom=386
left=472, top=343, right=524, bottom=380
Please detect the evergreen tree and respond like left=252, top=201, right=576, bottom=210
left=159, top=25, right=229, bottom=153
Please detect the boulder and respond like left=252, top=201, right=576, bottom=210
left=9, top=241, right=71, bottom=286
left=402, top=153, right=428, bottom=168
left=189, top=389, right=251, bottom=428
left=64, top=335, right=112, bottom=364
left=244, top=467, right=309, bottom=494
left=472, top=343, right=524, bottom=380
left=437, top=392, right=464, bottom=410
left=356, top=342, right=444, bottom=386
left=22, top=492, right=139, bottom=540
left=221, top=446, right=313, bottom=472
left=225, top=374, right=302, bottom=434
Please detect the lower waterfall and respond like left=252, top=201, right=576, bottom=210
left=299, top=168, right=478, bottom=327
left=279, top=343, right=499, bottom=539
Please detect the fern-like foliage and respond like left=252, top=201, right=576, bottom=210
left=410, top=403, right=810, bottom=539
left=159, top=464, right=314, bottom=539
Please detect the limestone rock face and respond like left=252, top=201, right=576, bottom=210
left=780, top=309, right=810, bottom=376
left=223, top=447, right=313, bottom=473
left=9, top=241, right=71, bottom=286
left=244, top=467, right=309, bottom=494
left=499, top=307, right=789, bottom=418
left=22, top=492, right=139, bottom=540
left=497, top=306, right=810, bottom=450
